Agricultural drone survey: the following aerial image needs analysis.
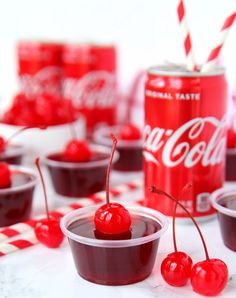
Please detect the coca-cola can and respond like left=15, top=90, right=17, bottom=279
left=17, top=41, right=63, bottom=97
left=62, top=44, right=117, bottom=133
left=144, top=65, right=227, bottom=219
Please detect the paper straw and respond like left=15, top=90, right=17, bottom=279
left=201, top=11, right=236, bottom=72
left=0, top=178, right=142, bottom=244
left=177, top=0, right=198, bottom=71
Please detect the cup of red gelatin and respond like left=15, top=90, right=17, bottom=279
left=43, top=145, right=118, bottom=198
left=225, top=148, right=236, bottom=181
left=60, top=205, right=168, bottom=285
left=211, top=188, right=236, bottom=251
left=0, top=166, right=37, bottom=227
left=94, top=126, right=143, bottom=172
left=0, top=144, right=25, bottom=165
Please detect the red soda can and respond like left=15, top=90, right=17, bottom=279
left=17, top=41, right=62, bottom=97
left=62, top=44, right=117, bottom=133
left=144, top=65, right=227, bottom=219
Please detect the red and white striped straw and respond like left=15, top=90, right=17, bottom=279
left=201, top=11, right=236, bottom=72
left=177, top=0, right=198, bottom=71
left=0, top=178, right=142, bottom=248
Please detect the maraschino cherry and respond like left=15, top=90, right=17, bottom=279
left=227, top=127, right=236, bottom=148
left=94, top=135, right=131, bottom=234
left=161, top=183, right=193, bottom=287
left=0, top=125, right=46, bottom=153
left=34, top=157, right=64, bottom=248
left=119, top=123, right=141, bottom=141
left=0, top=162, right=11, bottom=188
left=64, top=123, right=92, bottom=162
left=150, top=186, right=228, bottom=296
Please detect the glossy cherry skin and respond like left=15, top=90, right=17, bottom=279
left=227, top=127, right=236, bottom=148
left=0, top=162, right=11, bottom=188
left=119, top=124, right=141, bottom=140
left=64, top=140, right=92, bottom=162
left=0, top=137, right=6, bottom=152
left=190, top=259, right=228, bottom=296
left=161, top=251, right=193, bottom=287
left=94, top=203, right=131, bottom=234
left=34, top=218, right=64, bottom=248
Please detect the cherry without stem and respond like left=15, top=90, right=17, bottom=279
left=150, top=186, right=228, bottom=296
left=119, top=124, right=141, bottom=141
left=0, top=162, right=11, bottom=188
left=34, top=157, right=64, bottom=248
left=94, top=134, right=131, bottom=235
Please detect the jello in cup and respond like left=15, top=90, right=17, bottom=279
left=0, top=144, right=25, bottom=165
left=0, top=165, right=37, bottom=227
left=94, top=125, right=143, bottom=172
left=43, top=145, right=118, bottom=198
left=211, top=188, right=236, bottom=251
left=60, top=205, right=168, bottom=285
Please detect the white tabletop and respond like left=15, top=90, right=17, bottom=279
left=1, top=171, right=236, bottom=298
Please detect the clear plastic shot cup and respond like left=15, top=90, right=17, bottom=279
left=0, top=144, right=25, bottom=165
left=211, top=188, right=236, bottom=251
left=43, top=145, right=119, bottom=198
left=94, top=125, right=143, bottom=172
left=60, top=205, right=168, bottom=285
left=0, top=165, right=37, bottom=227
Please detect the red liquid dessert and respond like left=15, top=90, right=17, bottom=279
left=0, top=145, right=24, bottom=165
left=113, top=146, right=143, bottom=171
left=217, top=195, right=236, bottom=251
left=68, top=214, right=161, bottom=285
left=44, top=148, right=114, bottom=198
left=225, top=149, right=236, bottom=181
left=0, top=169, right=36, bottom=227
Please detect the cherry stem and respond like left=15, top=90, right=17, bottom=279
left=106, top=134, right=117, bottom=206
left=150, top=186, right=210, bottom=260
left=35, top=157, right=50, bottom=220
left=69, top=122, right=77, bottom=140
left=5, top=126, right=47, bottom=146
left=173, top=182, right=192, bottom=253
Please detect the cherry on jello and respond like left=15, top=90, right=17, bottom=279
left=64, top=140, right=92, bottom=162
left=34, top=157, right=64, bottom=248
left=161, top=183, right=193, bottom=287
left=0, top=162, right=11, bottom=188
left=119, top=123, right=141, bottom=140
left=94, top=134, right=131, bottom=234
left=0, top=137, right=5, bottom=152
left=150, top=186, right=228, bottom=296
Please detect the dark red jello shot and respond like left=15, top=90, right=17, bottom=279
left=0, top=165, right=37, bottom=227
left=94, top=125, right=143, bottom=172
left=0, top=144, right=25, bottom=165
left=211, top=188, right=236, bottom=251
left=225, top=148, right=236, bottom=181
left=60, top=205, right=168, bottom=285
left=43, top=145, right=118, bottom=198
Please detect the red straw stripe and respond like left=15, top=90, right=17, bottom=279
left=1, top=229, right=20, bottom=238
left=184, top=34, right=191, bottom=54
left=177, top=0, right=185, bottom=21
left=222, top=12, right=236, bottom=30
left=9, top=239, right=34, bottom=250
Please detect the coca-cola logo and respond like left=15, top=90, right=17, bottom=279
left=19, top=66, right=62, bottom=96
left=63, top=71, right=116, bottom=109
left=143, top=116, right=226, bottom=168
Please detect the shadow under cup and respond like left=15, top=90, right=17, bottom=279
left=60, top=205, right=168, bottom=285
left=211, top=188, right=236, bottom=252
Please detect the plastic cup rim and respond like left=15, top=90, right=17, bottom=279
left=0, top=144, right=25, bottom=159
left=60, top=204, right=168, bottom=248
left=211, top=187, right=236, bottom=218
left=0, top=165, right=38, bottom=194
left=94, top=125, right=143, bottom=148
left=42, top=144, right=119, bottom=169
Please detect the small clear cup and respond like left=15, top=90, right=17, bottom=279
left=43, top=144, right=119, bottom=198
left=211, top=187, right=236, bottom=251
left=0, top=144, right=25, bottom=165
left=60, top=205, right=168, bottom=285
left=94, top=125, right=143, bottom=172
left=0, top=165, right=37, bottom=227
